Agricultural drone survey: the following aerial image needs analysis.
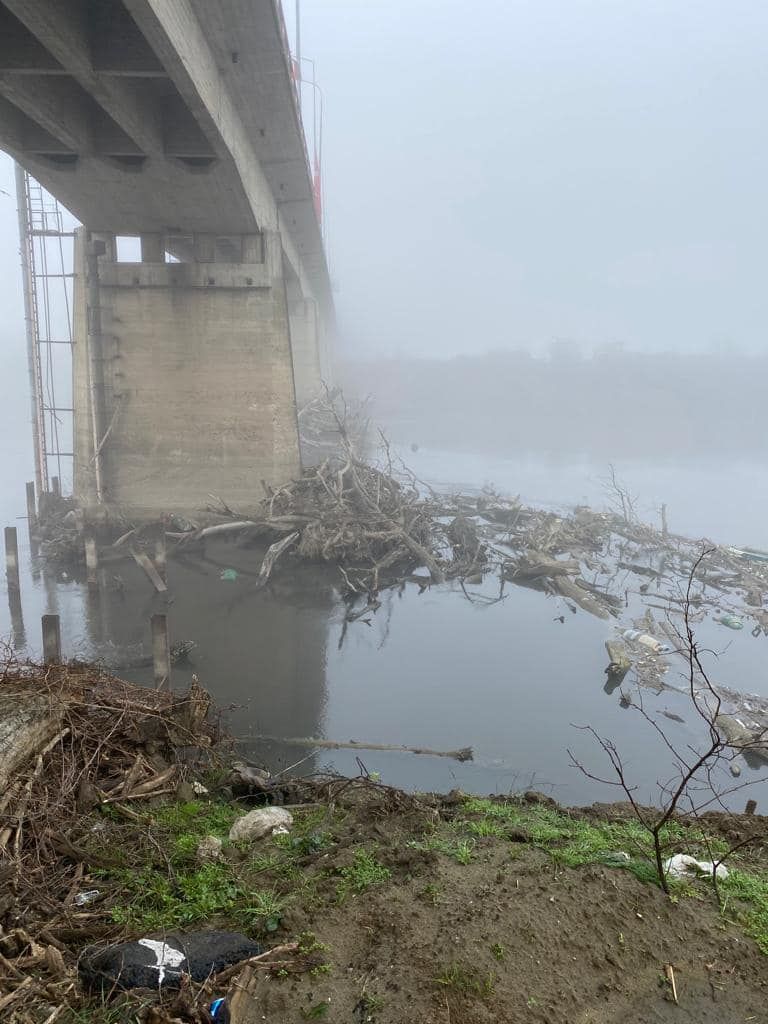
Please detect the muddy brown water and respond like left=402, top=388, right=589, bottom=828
left=2, top=445, right=767, bottom=809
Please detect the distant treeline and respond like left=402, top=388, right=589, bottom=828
left=339, top=349, right=765, bottom=460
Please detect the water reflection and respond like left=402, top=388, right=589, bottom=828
left=2, top=484, right=768, bottom=810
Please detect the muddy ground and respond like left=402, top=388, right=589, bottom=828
left=216, top=796, right=768, bottom=1024
left=15, top=788, right=765, bottom=1024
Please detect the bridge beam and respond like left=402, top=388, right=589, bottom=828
left=1, top=0, right=164, bottom=154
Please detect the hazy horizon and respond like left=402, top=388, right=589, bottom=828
left=1, top=0, right=766, bottom=380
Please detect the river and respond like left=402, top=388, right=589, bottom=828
left=2, top=435, right=767, bottom=810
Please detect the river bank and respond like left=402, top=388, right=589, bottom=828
left=2, top=665, right=768, bottom=1023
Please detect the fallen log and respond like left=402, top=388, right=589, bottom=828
left=0, top=690, right=65, bottom=798
left=509, top=551, right=580, bottom=581
left=716, top=714, right=768, bottom=763
left=242, top=735, right=473, bottom=762
left=130, top=548, right=167, bottom=593
left=256, top=531, right=299, bottom=588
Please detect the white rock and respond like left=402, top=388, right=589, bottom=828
left=196, top=835, right=223, bottom=863
left=229, top=806, right=293, bottom=843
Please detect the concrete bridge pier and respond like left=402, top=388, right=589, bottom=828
left=73, top=227, right=303, bottom=518
left=287, top=284, right=326, bottom=407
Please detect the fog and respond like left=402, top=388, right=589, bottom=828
left=3, top=2, right=768, bottom=373
left=299, top=0, right=768, bottom=358
left=1, top=0, right=768, bottom=811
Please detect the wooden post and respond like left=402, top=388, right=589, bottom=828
left=745, top=799, right=757, bottom=816
left=42, top=614, right=61, bottom=664
left=4, top=527, right=20, bottom=592
left=151, top=613, right=171, bottom=688
left=661, top=503, right=669, bottom=540
left=84, top=531, right=99, bottom=587
left=51, top=476, right=61, bottom=498
left=154, top=527, right=167, bottom=585
left=25, top=482, right=37, bottom=534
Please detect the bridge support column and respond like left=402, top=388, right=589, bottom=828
left=288, top=297, right=323, bottom=407
left=73, top=229, right=301, bottom=518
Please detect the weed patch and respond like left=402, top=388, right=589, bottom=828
left=336, top=848, right=391, bottom=902
left=436, top=962, right=495, bottom=1000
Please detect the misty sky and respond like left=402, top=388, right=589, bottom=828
left=1, top=0, right=767, bottom=370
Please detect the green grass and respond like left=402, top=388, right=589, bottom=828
left=98, top=799, right=340, bottom=934
left=336, top=848, right=391, bottom=901
left=240, top=889, right=286, bottom=932
left=301, top=1002, right=330, bottom=1018
left=408, top=835, right=476, bottom=864
left=455, top=798, right=730, bottom=883
left=109, top=861, right=238, bottom=930
left=61, top=1003, right=144, bottom=1024
left=436, top=962, right=495, bottom=1000
left=721, top=870, right=768, bottom=953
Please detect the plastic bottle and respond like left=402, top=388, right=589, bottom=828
left=621, top=629, right=671, bottom=654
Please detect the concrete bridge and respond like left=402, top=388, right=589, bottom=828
left=0, top=0, right=332, bottom=515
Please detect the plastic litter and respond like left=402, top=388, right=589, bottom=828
left=600, top=851, right=631, bottom=866
left=663, top=854, right=728, bottom=881
left=715, top=614, right=744, bottom=630
left=622, top=630, right=671, bottom=654
left=74, top=889, right=100, bottom=907
left=220, top=568, right=239, bottom=582
left=79, top=930, right=262, bottom=991
left=210, top=997, right=230, bottom=1022
left=196, top=836, right=224, bottom=863
left=229, top=806, right=294, bottom=843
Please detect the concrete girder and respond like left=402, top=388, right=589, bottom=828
left=1, top=0, right=164, bottom=154
left=0, top=94, right=77, bottom=157
left=0, top=74, right=92, bottom=154
left=123, top=0, right=277, bottom=233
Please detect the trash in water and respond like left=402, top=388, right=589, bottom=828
left=220, top=568, right=239, bottom=581
left=622, top=630, right=671, bottom=654
left=727, top=546, right=768, bottom=564
left=663, top=854, right=728, bottom=881
left=74, top=889, right=100, bottom=907
left=715, top=614, right=744, bottom=630
left=605, top=640, right=631, bottom=679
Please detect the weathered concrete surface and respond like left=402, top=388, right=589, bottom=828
left=74, top=231, right=301, bottom=516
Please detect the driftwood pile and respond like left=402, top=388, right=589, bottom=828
left=0, top=656, right=215, bottom=1022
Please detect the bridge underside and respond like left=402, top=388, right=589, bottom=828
left=0, top=0, right=333, bottom=515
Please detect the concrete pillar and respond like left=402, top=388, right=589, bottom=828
left=141, top=233, right=164, bottom=263
left=288, top=297, right=323, bottom=407
left=72, top=229, right=301, bottom=517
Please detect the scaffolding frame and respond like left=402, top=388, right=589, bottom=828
left=15, top=165, right=75, bottom=496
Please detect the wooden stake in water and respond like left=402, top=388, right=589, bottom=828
left=154, top=527, right=167, bottom=586
left=42, top=614, right=61, bottom=664
left=25, top=482, right=37, bottom=534
left=52, top=476, right=61, bottom=498
left=5, top=526, right=20, bottom=592
left=84, top=531, right=99, bottom=587
left=151, top=613, right=171, bottom=688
